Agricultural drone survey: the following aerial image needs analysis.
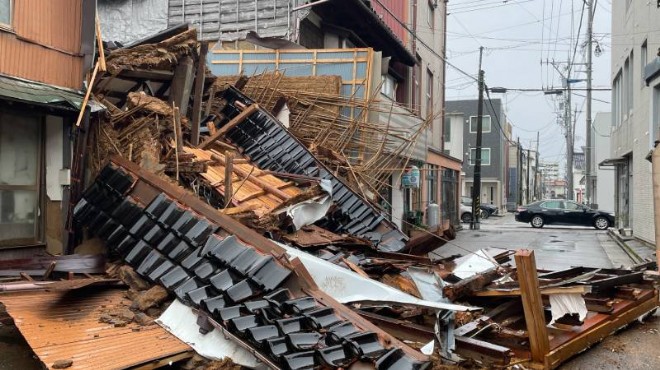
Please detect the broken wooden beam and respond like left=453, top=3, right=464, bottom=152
left=224, top=151, right=235, bottom=207
left=198, top=104, right=259, bottom=149
left=190, top=42, right=208, bottom=146
left=442, top=266, right=507, bottom=301
left=169, top=56, right=194, bottom=116
left=472, top=285, right=592, bottom=297
left=514, top=249, right=550, bottom=364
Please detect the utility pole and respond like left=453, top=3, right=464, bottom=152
left=526, top=149, right=531, bottom=203
left=518, top=137, right=523, bottom=205
left=534, top=131, right=540, bottom=200
left=471, top=46, right=484, bottom=230
left=585, top=0, right=594, bottom=206
left=565, top=62, right=574, bottom=201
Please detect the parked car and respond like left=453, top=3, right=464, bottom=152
left=514, top=199, right=614, bottom=230
left=460, top=204, right=473, bottom=223
left=460, top=196, right=498, bottom=219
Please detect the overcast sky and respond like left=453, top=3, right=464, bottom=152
left=444, top=0, right=612, bottom=172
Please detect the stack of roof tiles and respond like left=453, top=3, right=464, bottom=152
left=72, top=163, right=429, bottom=370
left=216, top=87, right=408, bottom=253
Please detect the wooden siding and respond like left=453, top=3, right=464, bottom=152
left=371, top=0, right=408, bottom=45
left=0, top=0, right=84, bottom=89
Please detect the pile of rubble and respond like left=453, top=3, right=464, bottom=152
left=0, top=26, right=658, bottom=370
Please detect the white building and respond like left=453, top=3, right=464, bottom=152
left=591, top=112, right=615, bottom=212
left=607, top=1, right=660, bottom=243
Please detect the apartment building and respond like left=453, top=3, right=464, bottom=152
left=606, top=1, right=660, bottom=243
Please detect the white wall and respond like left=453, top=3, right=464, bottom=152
left=593, top=112, right=615, bottom=211
left=610, top=1, right=660, bottom=243
left=444, top=114, right=464, bottom=160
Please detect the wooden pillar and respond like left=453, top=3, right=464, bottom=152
left=224, top=151, right=235, bottom=207
left=169, top=56, right=195, bottom=117
left=190, top=43, right=209, bottom=146
left=514, top=249, right=549, bottom=364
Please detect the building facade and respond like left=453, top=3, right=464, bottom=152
left=0, top=0, right=95, bottom=254
left=608, top=1, right=660, bottom=243
left=446, top=98, right=509, bottom=211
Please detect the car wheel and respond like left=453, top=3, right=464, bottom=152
left=531, top=215, right=544, bottom=228
left=594, top=216, right=609, bottom=230
left=461, top=212, right=473, bottom=223
left=480, top=210, right=490, bottom=219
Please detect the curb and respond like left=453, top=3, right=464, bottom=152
left=607, top=229, right=644, bottom=264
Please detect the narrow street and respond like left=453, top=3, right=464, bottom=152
left=433, top=213, right=660, bottom=370
left=433, top=213, right=634, bottom=271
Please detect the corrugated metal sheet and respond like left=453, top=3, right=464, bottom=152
left=0, top=289, right=191, bottom=370
left=0, top=0, right=84, bottom=89
left=169, top=0, right=292, bottom=41
left=13, top=0, right=83, bottom=54
left=0, top=73, right=84, bottom=110
left=371, top=0, right=408, bottom=45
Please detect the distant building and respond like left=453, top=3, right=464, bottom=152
left=446, top=99, right=510, bottom=211
left=606, top=1, right=660, bottom=243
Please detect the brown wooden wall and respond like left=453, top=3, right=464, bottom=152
left=0, top=0, right=84, bottom=89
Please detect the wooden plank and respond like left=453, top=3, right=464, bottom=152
left=515, top=249, right=550, bottom=364
left=118, top=69, right=174, bottom=81
left=95, top=13, right=107, bottom=72
left=472, top=285, right=592, bottom=297
left=168, top=56, right=194, bottom=116
left=198, top=104, right=259, bottom=149
left=211, top=153, right=289, bottom=201
left=190, top=42, right=208, bottom=146
left=224, top=151, right=235, bottom=207
left=75, top=61, right=100, bottom=127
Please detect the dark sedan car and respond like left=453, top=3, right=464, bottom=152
left=514, top=200, right=614, bottom=230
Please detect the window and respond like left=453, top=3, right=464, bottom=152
left=381, top=74, right=397, bottom=100
left=428, top=0, right=436, bottom=29
left=426, top=165, right=438, bottom=204
left=469, top=115, right=492, bottom=133
left=443, top=117, right=451, bottom=141
left=0, top=0, right=10, bottom=27
left=469, top=148, right=491, bottom=166
left=426, top=69, right=433, bottom=120
left=642, top=40, right=648, bottom=82
left=542, top=200, right=562, bottom=209
left=613, top=71, right=623, bottom=126
left=412, top=57, right=422, bottom=114
left=653, top=84, right=660, bottom=143
left=0, top=111, right=41, bottom=247
left=564, top=201, right=581, bottom=210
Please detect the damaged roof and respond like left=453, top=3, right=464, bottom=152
left=0, top=289, right=191, bottom=369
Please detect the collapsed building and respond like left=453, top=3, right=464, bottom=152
left=0, top=21, right=659, bottom=370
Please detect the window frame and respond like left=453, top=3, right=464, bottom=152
left=0, top=109, right=44, bottom=248
left=0, top=0, right=12, bottom=29
left=427, top=0, right=436, bottom=30
left=469, top=147, right=491, bottom=166
left=641, top=40, right=648, bottom=84
left=469, top=115, right=492, bottom=133
left=426, top=68, right=433, bottom=121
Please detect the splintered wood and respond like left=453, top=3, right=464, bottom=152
left=213, top=72, right=434, bottom=193
left=184, top=147, right=304, bottom=217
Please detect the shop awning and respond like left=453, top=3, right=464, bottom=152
left=0, top=73, right=102, bottom=112
left=599, top=157, right=627, bottom=167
